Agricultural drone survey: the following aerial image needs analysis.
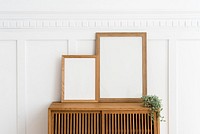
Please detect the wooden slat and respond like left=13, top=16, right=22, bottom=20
left=118, top=114, right=120, bottom=134
left=137, top=114, right=138, bottom=134
left=91, top=113, right=94, bottom=134
left=55, top=114, right=57, bottom=134
left=60, top=114, right=63, bottom=134
left=94, top=113, right=97, bottom=134
left=124, top=114, right=126, bottom=134
left=97, top=113, right=99, bottom=134
left=102, top=113, right=105, bottom=134
left=127, top=114, right=129, bottom=134
left=64, top=114, right=66, bottom=134
left=114, top=114, right=117, bottom=134
left=67, top=113, right=69, bottom=134
left=79, top=113, right=82, bottom=134
left=88, top=113, right=91, bottom=134
left=130, top=114, right=133, bottom=134
left=141, top=117, right=143, bottom=134
left=147, top=115, right=150, bottom=134
left=122, top=113, right=124, bottom=134
left=52, top=113, right=55, bottom=134
left=82, top=113, right=84, bottom=134
left=112, top=114, right=114, bottom=134
left=49, top=111, right=53, bottom=134
left=150, top=115, right=152, bottom=134
left=73, top=113, right=75, bottom=134
left=106, top=114, right=109, bottom=133
left=70, top=113, right=72, bottom=134
left=157, top=114, right=160, bottom=134
left=85, top=113, right=88, bottom=134
left=154, top=113, right=158, bottom=134
left=141, top=114, right=143, bottom=134
left=139, top=114, right=141, bottom=134
left=144, top=114, right=146, bottom=134
left=109, top=114, right=111, bottom=134
left=76, top=113, right=78, bottom=134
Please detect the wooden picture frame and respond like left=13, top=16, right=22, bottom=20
left=96, top=32, right=147, bottom=102
left=61, top=55, right=97, bottom=102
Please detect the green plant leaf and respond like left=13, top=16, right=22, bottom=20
left=141, top=95, right=165, bottom=122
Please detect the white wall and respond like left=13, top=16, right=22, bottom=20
left=0, top=9, right=200, bottom=134
left=0, top=0, right=200, bottom=12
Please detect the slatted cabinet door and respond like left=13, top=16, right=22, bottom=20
left=50, top=111, right=101, bottom=134
left=102, top=111, right=158, bottom=134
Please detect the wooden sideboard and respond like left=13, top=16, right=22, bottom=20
left=48, top=102, right=160, bottom=134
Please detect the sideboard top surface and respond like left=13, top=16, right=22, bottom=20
left=48, top=102, right=150, bottom=111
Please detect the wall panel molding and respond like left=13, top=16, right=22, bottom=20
left=0, top=12, right=200, bottom=29
left=16, top=40, right=26, bottom=134
left=0, top=40, right=17, bottom=134
left=168, top=39, right=177, bottom=134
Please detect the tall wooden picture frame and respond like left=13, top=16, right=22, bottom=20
left=96, top=32, right=147, bottom=102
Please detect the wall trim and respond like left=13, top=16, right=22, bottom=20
left=0, top=12, right=200, bottom=29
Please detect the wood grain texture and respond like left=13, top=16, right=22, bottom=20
left=48, top=102, right=150, bottom=111
left=142, top=33, right=147, bottom=96
left=95, top=34, right=100, bottom=102
left=61, top=56, right=65, bottom=102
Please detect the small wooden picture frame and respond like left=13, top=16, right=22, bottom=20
left=61, top=55, right=97, bottom=102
